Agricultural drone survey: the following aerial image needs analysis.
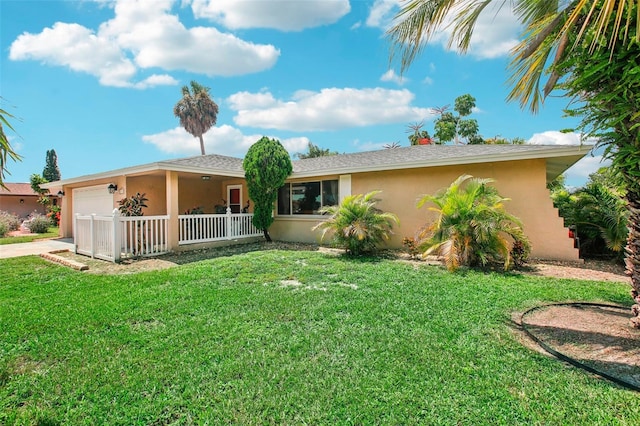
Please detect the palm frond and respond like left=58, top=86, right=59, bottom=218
left=387, top=0, right=462, bottom=73
left=0, top=101, right=23, bottom=188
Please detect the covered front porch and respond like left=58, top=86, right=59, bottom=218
left=74, top=208, right=262, bottom=262
left=56, top=168, right=262, bottom=262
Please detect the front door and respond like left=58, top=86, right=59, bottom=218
left=227, top=185, right=242, bottom=213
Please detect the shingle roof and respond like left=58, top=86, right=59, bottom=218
left=163, top=153, right=244, bottom=172
left=0, top=183, right=39, bottom=196
left=291, top=144, right=592, bottom=177
left=43, top=144, right=592, bottom=187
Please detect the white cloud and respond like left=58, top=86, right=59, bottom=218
left=564, top=154, right=610, bottom=187
left=370, top=0, right=520, bottom=59
left=422, top=76, right=434, bottom=85
left=228, top=87, right=434, bottom=131
left=227, top=91, right=279, bottom=110
left=9, top=22, right=143, bottom=88
left=190, top=0, right=351, bottom=31
left=142, top=125, right=309, bottom=157
left=9, top=0, right=280, bottom=88
left=456, top=4, right=520, bottom=59
left=380, top=69, right=408, bottom=85
left=352, top=139, right=390, bottom=152
left=132, top=74, right=179, bottom=89
left=366, top=0, right=399, bottom=28
left=7, top=135, right=23, bottom=154
left=101, top=0, right=280, bottom=76
left=527, top=130, right=584, bottom=145
left=528, top=130, right=606, bottom=186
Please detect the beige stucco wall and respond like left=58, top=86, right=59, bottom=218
left=178, top=176, right=222, bottom=214
left=125, top=175, right=167, bottom=216
left=270, top=159, right=579, bottom=261
left=58, top=178, right=123, bottom=238
left=0, top=195, right=45, bottom=219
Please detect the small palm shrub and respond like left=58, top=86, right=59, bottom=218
left=0, top=221, right=7, bottom=237
left=0, top=211, right=21, bottom=232
left=313, top=191, right=399, bottom=256
left=552, top=170, right=628, bottom=261
left=417, top=174, right=530, bottom=271
left=26, top=213, right=52, bottom=234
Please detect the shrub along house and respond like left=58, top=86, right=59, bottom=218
left=44, top=144, right=590, bottom=262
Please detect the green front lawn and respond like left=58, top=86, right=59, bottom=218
left=0, top=227, right=59, bottom=245
left=1, top=250, right=637, bottom=424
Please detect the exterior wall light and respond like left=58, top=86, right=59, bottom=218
left=107, top=183, right=118, bottom=194
left=57, top=190, right=65, bottom=197
left=201, top=176, right=211, bottom=181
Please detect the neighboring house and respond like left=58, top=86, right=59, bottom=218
left=0, top=183, right=48, bottom=219
left=43, top=145, right=590, bottom=262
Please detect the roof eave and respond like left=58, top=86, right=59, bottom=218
left=41, top=162, right=245, bottom=188
left=291, top=145, right=593, bottom=179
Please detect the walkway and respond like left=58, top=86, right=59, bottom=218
left=0, top=238, right=74, bottom=259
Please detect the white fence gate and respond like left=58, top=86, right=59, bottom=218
left=75, top=210, right=169, bottom=262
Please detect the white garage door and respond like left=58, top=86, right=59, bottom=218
left=73, top=186, right=114, bottom=216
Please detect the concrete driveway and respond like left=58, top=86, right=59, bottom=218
left=0, top=238, right=74, bottom=259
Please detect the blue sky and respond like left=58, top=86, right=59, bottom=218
left=1, top=0, right=605, bottom=187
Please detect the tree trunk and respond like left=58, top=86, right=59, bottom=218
left=626, top=186, right=640, bottom=328
left=263, top=229, right=272, bottom=242
left=198, top=134, right=206, bottom=156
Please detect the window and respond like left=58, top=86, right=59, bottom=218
left=277, top=180, right=338, bottom=215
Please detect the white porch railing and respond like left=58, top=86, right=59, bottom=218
left=75, top=210, right=169, bottom=262
left=179, top=208, right=262, bottom=245
left=74, top=209, right=262, bottom=262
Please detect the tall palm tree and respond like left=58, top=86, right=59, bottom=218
left=388, top=1, right=640, bottom=327
left=173, top=81, right=219, bottom=156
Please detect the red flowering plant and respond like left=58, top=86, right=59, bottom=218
left=47, top=205, right=61, bottom=226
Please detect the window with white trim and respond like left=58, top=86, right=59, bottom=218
left=277, top=180, right=338, bottom=215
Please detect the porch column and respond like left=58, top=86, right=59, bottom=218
left=166, top=171, right=179, bottom=251
left=339, top=174, right=351, bottom=202
left=60, top=190, right=72, bottom=238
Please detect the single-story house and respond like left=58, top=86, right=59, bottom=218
left=0, top=183, right=48, bottom=219
left=43, top=144, right=591, bottom=262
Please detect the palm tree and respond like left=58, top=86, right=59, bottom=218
left=388, top=1, right=637, bottom=111
left=417, top=174, right=530, bottom=271
left=388, top=1, right=640, bottom=326
left=173, top=81, right=219, bottom=156
left=0, top=99, right=22, bottom=188
left=312, top=191, right=399, bottom=256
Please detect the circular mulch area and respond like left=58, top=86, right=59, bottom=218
left=518, top=303, right=640, bottom=390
